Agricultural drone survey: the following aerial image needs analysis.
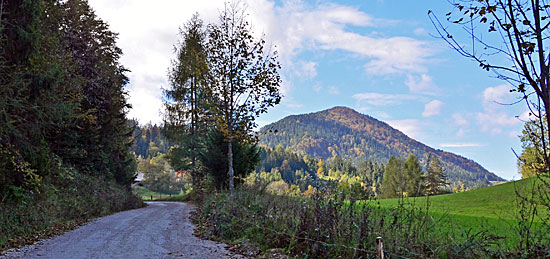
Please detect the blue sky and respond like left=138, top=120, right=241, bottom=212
left=89, top=0, right=529, bottom=180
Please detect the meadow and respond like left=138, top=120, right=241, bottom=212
left=368, top=177, right=549, bottom=248
left=132, top=186, right=181, bottom=201
left=376, top=177, right=548, bottom=221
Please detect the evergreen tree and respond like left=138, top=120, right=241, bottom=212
left=380, top=156, right=405, bottom=198
left=404, top=154, right=425, bottom=197
left=425, top=154, right=447, bottom=195
left=199, top=130, right=260, bottom=190
left=0, top=0, right=136, bottom=198
left=163, top=14, right=210, bottom=189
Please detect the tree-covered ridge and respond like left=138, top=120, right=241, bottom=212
left=259, top=106, right=504, bottom=188
left=130, top=121, right=169, bottom=159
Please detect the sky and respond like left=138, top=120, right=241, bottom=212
left=88, top=0, right=531, bottom=180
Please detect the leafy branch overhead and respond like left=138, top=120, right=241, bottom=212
left=430, top=1, right=550, bottom=175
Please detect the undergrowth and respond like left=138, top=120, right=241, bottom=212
left=0, top=168, right=143, bottom=252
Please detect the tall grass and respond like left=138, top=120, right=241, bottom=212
left=194, top=187, right=550, bottom=258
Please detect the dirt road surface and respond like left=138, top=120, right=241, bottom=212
left=1, top=202, right=241, bottom=259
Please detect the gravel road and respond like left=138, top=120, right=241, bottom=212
left=1, top=202, right=240, bottom=259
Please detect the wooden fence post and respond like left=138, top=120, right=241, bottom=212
left=376, top=237, right=384, bottom=259
left=211, top=201, right=217, bottom=235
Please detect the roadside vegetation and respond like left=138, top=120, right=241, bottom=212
left=192, top=176, right=549, bottom=258
left=0, top=0, right=142, bottom=252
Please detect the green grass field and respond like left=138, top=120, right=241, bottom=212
left=368, top=177, right=550, bottom=248
left=132, top=186, right=182, bottom=201
left=377, top=177, right=548, bottom=221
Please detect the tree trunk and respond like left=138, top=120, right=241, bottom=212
left=227, top=138, right=234, bottom=195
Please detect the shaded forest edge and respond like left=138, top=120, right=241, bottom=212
left=0, top=1, right=143, bottom=251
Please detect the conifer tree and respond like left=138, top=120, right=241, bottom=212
left=425, top=154, right=447, bottom=196
left=404, top=154, right=425, bottom=197
left=164, top=14, right=210, bottom=189
left=380, top=156, right=405, bottom=198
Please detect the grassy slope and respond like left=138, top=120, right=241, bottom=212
left=378, top=177, right=548, bottom=221
left=372, top=177, right=549, bottom=248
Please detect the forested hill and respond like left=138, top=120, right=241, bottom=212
left=130, top=122, right=169, bottom=158
left=259, top=106, right=505, bottom=188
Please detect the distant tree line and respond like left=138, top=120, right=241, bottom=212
left=130, top=121, right=169, bottom=159
left=254, top=145, right=448, bottom=199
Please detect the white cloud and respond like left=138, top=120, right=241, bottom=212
left=440, top=143, right=485, bottom=148
left=477, top=85, right=521, bottom=134
left=452, top=113, right=471, bottom=137
left=518, top=110, right=539, bottom=121
left=405, top=74, right=440, bottom=95
left=456, top=128, right=468, bottom=137
left=127, top=87, right=164, bottom=124
left=296, top=61, right=318, bottom=80
left=422, top=100, right=443, bottom=117
left=312, top=83, right=322, bottom=92
left=452, top=113, right=470, bottom=126
left=353, top=92, right=422, bottom=106
left=88, top=0, right=437, bottom=124
left=266, top=1, right=435, bottom=75
left=387, top=119, right=423, bottom=139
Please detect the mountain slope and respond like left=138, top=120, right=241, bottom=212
left=259, top=106, right=504, bottom=188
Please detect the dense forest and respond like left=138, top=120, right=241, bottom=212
left=0, top=0, right=141, bottom=248
left=130, top=121, right=169, bottom=158
left=260, top=106, right=504, bottom=189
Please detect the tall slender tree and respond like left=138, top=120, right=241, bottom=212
left=207, top=2, right=282, bottom=194
left=164, top=14, right=210, bottom=188
left=518, top=118, right=549, bottom=178
left=381, top=156, right=406, bottom=198
left=404, top=154, right=425, bottom=197
left=425, top=153, right=447, bottom=196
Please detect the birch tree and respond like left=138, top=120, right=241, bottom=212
left=207, top=3, right=282, bottom=194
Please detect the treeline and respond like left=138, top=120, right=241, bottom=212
left=250, top=145, right=448, bottom=199
left=130, top=121, right=169, bottom=158
left=0, top=0, right=141, bottom=248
